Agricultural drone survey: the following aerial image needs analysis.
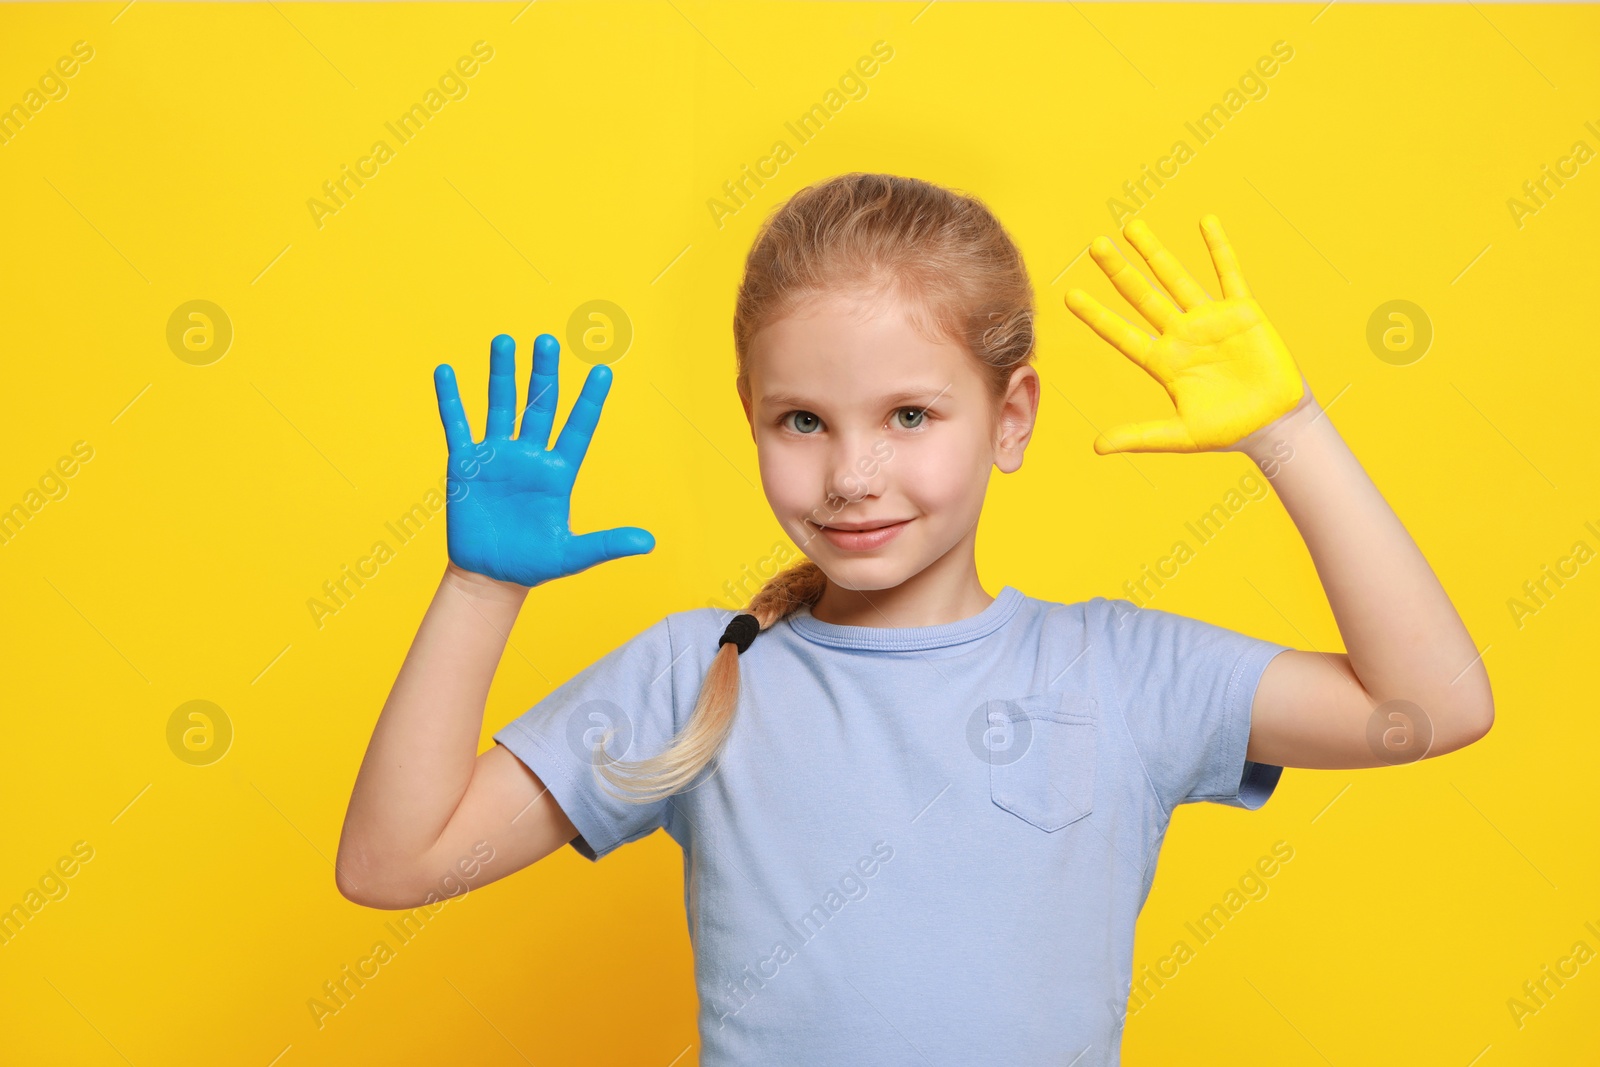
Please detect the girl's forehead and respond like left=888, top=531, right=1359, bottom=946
left=747, top=346, right=979, bottom=414
left=787, top=285, right=943, bottom=334
left=753, top=296, right=958, bottom=366
left=743, top=289, right=986, bottom=407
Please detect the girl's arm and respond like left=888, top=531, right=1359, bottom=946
left=1237, top=397, right=1494, bottom=768
left=1066, top=216, right=1493, bottom=770
left=335, top=332, right=654, bottom=908
left=335, top=563, right=577, bottom=909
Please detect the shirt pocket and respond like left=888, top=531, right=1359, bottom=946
left=986, top=692, right=1097, bottom=832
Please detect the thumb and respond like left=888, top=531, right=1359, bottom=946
left=564, top=527, right=657, bottom=573
left=1095, top=419, right=1197, bottom=455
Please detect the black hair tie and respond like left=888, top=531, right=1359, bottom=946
left=719, top=613, right=760, bottom=655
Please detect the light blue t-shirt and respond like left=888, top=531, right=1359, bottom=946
left=493, top=586, right=1291, bottom=1065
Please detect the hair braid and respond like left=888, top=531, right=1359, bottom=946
left=591, top=560, right=827, bottom=803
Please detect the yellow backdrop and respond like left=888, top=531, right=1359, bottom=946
left=2, top=2, right=1596, bottom=1064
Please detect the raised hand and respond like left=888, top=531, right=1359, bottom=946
left=1065, top=215, right=1312, bottom=455
left=433, top=333, right=655, bottom=588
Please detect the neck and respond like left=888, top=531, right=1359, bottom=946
left=808, top=553, right=993, bottom=628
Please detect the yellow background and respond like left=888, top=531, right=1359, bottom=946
left=2, top=1, right=1597, bottom=1063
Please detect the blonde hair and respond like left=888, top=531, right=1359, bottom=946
left=593, top=172, right=1036, bottom=804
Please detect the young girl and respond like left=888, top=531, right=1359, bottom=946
left=336, top=173, right=1494, bottom=1064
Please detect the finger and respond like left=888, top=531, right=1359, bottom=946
left=1065, top=288, right=1155, bottom=367
left=519, top=333, right=561, bottom=450
left=1094, top=418, right=1197, bottom=455
left=565, top=526, right=656, bottom=573
left=1124, top=218, right=1212, bottom=309
left=1088, top=235, right=1179, bottom=332
left=553, top=363, right=613, bottom=470
left=433, top=364, right=474, bottom=453
left=1200, top=214, right=1252, bottom=300
left=484, top=333, right=518, bottom=440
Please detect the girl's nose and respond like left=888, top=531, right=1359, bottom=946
left=823, top=437, right=883, bottom=506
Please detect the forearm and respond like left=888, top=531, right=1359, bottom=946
left=336, top=563, right=529, bottom=893
left=1240, top=398, right=1494, bottom=735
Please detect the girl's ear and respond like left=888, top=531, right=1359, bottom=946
left=994, top=366, right=1040, bottom=473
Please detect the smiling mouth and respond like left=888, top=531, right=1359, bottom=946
left=804, top=517, right=913, bottom=551
left=808, top=519, right=908, bottom=532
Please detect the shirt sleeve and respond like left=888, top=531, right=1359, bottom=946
left=1091, top=597, right=1292, bottom=815
left=491, top=614, right=683, bottom=862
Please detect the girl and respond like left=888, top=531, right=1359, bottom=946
left=336, top=173, right=1494, bottom=1065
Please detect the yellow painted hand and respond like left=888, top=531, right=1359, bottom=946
left=1065, top=215, right=1309, bottom=455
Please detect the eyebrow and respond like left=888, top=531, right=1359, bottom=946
left=760, top=386, right=953, bottom=409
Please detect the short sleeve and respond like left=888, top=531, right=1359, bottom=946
left=491, top=614, right=682, bottom=862
left=1091, top=597, right=1291, bottom=815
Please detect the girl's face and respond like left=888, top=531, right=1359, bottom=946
left=739, top=288, right=1037, bottom=593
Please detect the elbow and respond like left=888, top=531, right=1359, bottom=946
left=336, top=867, right=421, bottom=911
left=1468, top=702, right=1495, bottom=744
left=335, top=863, right=370, bottom=907
left=1461, top=677, right=1496, bottom=745
left=1434, top=700, right=1494, bottom=757
left=335, top=851, right=377, bottom=907
left=334, top=843, right=397, bottom=910
left=1434, top=670, right=1495, bottom=755
left=335, top=843, right=430, bottom=910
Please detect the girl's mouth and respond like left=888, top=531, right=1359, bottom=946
left=807, top=518, right=911, bottom=551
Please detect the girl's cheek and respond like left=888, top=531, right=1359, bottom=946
left=756, top=447, right=817, bottom=509
left=897, top=441, right=958, bottom=483
left=758, top=444, right=805, bottom=482
left=903, top=442, right=984, bottom=509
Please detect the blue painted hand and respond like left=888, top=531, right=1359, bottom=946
left=433, top=333, right=655, bottom=588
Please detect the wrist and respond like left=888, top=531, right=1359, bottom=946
left=443, top=562, right=532, bottom=605
left=1231, top=377, right=1322, bottom=464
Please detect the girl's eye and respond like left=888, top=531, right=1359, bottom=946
left=780, top=408, right=928, bottom=434
left=896, top=407, right=927, bottom=430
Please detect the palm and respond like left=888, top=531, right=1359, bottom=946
left=446, top=443, right=578, bottom=586
left=1065, top=215, right=1308, bottom=454
left=435, top=333, right=654, bottom=589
